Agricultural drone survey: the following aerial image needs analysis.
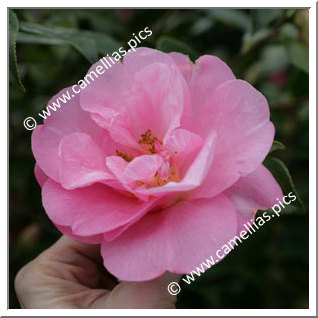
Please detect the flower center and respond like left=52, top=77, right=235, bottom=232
left=138, top=129, right=161, bottom=154
left=116, top=129, right=180, bottom=187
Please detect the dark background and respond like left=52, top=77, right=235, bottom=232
left=9, top=9, right=309, bottom=309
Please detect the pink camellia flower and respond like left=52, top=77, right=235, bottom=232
left=32, top=47, right=283, bottom=281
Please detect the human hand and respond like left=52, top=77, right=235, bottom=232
left=14, top=235, right=180, bottom=309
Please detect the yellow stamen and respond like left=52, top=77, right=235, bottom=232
left=138, top=129, right=162, bottom=153
left=115, top=150, right=133, bottom=162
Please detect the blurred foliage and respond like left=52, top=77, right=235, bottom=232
left=9, top=10, right=25, bottom=92
left=9, top=9, right=309, bottom=309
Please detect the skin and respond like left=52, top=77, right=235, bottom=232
left=14, top=235, right=181, bottom=309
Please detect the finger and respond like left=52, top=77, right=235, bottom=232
left=15, top=235, right=117, bottom=300
left=43, top=235, right=118, bottom=289
left=90, top=272, right=182, bottom=309
left=46, top=235, right=102, bottom=263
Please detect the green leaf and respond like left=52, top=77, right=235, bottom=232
left=9, top=10, right=26, bottom=92
left=190, top=17, right=215, bottom=36
left=254, top=9, right=284, bottom=27
left=156, top=36, right=199, bottom=61
left=20, top=21, right=77, bottom=36
left=80, top=31, right=122, bottom=55
left=63, top=35, right=98, bottom=63
left=242, top=28, right=271, bottom=54
left=18, top=31, right=121, bottom=62
left=264, top=157, right=306, bottom=214
left=18, top=22, right=121, bottom=63
left=17, top=32, right=67, bottom=45
left=19, top=22, right=98, bottom=63
left=269, top=140, right=286, bottom=153
left=207, top=9, right=251, bottom=31
left=284, top=39, right=309, bottom=73
left=280, top=23, right=299, bottom=39
left=259, top=45, right=289, bottom=75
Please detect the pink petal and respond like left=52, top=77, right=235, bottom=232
left=126, top=63, right=189, bottom=141
left=164, top=128, right=203, bottom=154
left=189, top=55, right=235, bottom=116
left=190, top=80, right=275, bottom=199
left=79, top=57, right=131, bottom=115
left=80, top=48, right=192, bottom=148
left=235, top=211, right=253, bottom=238
left=102, top=191, right=183, bottom=242
left=101, top=194, right=237, bottom=281
left=32, top=125, right=62, bottom=182
left=90, top=111, right=141, bottom=150
left=56, top=225, right=103, bottom=244
left=42, top=179, right=155, bottom=237
left=225, top=165, right=284, bottom=233
left=59, top=133, right=114, bottom=190
left=78, top=57, right=141, bottom=149
left=105, top=156, right=150, bottom=201
left=168, top=52, right=193, bottom=82
left=158, top=161, right=170, bottom=180
left=31, top=87, right=105, bottom=182
left=124, top=47, right=182, bottom=74
left=106, top=155, right=166, bottom=201
left=105, top=156, right=129, bottom=180
left=169, top=53, right=235, bottom=120
left=164, top=128, right=203, bottom=173
left=124, top=155, right=163, bottom=185
left=34, top=164, right=48, bottom=187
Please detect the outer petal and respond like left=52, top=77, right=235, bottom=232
left=56, top=225, right=103, bottom=244
left=34, top=164, right=48, bottom=187
left=101, top=191, right=182, bottom=242
left=190, top=80, right=275, bottom=199
left=101, top=194, right=237, bottom=281
left=42, top=179, right=155, bottom=237
left=225, top=165, right=284, bottom=234
left=79, top=55, right=132, bottom=117
left=189, top=55, right=235, bottom=115
left=31, top=87, right=105, bottom=183
left=59, top=132, right=114, bottom=190
left=235, top=211, right=252, bottom=238
left=168, top=52, right=193, bottom=82
left=169, top=53, right=236, bottom=118
left=124, top=47, right=181, bottom=74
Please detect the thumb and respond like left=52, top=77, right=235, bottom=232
left=91, top=272, right=182, bottom=309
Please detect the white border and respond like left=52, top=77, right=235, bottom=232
left=4, top=2, right=316, bottom=316
left=2, top=0, right=316, bottom=7
left=308, top=0, right=316, bottom=314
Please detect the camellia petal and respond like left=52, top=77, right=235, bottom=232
left=32, top=87, right=106, bottom=183
left=189, top=80, right=275, bottom=199
left=59, top=132, right=114, bottom=190
left=34, top=164, right=48, bottom=187
left=42, top=179, right=156, bottom=237
left=101, top=194, right=237, bottom=281
left=225, top=164, right=284, bottom=233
